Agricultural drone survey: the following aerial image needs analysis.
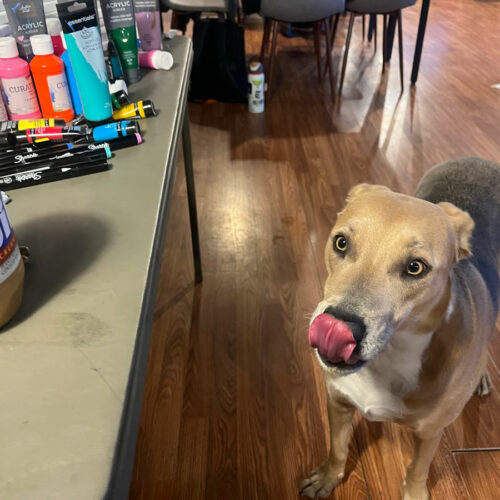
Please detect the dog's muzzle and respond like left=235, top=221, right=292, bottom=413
left=309, top=306, right=367, bottom=371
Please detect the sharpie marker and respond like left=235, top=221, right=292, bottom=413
left=87, top=133, right=143, bottom=151
left=0, top=133, right=142, bottom=159
left=0, top=151, right=110, bottom=177
left=0, top=162, right=110, bottom=190
left=0, top=145, right=112, bottom=168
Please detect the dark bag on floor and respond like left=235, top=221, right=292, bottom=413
left=190, top=18, right=248, bottom=103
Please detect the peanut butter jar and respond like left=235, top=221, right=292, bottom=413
left=0, top=196, right=24, bottom=328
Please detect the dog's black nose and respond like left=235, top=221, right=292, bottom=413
left=323, top=306, right=366, bottom=343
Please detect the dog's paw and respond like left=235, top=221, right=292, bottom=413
left=476, top=371, right=492, bottom=397
left=403, top=479, right=429, bottom=500
left=299, top=461, right=343, bottom=498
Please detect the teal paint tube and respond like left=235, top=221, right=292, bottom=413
left=100, top=0, right=139, bottom=84
left=3, top=0, right=47, bottom=61
left=57, top=0, right=112, bottom=122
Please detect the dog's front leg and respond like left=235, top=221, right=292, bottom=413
left=403, top=430, right=443, bottom=500
left=300, top=399, right=354, bottom=498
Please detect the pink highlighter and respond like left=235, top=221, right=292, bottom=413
left=0, top=36, right=41, bottom=120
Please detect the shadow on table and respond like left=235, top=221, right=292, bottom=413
left=2, top=213, right=110, bottom=330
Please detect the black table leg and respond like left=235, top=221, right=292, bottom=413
left=182, top=107, right=203, bottom=283
left=411, top=0, right=431, bottom=84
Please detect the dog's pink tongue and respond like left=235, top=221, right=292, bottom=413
left=309, top=314, right=356, bottom=363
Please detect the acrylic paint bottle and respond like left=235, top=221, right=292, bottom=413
left=60, top=34, right=83, bottom=116
left=0, top=37, right=41, bottom=120
left=57, top=0, right=112, bottom=122
left=29, top=34, right=74, bottom=122
left=134, top=0, right=162, bottom=52
left=100, top=0, right=140, bottom=84
left=3, top=0, right=48, bottom=61
left=46, top=18, right=65, bottom=57
left=0, top=193, right=25, bottom=328
left=0, top=94, right=9, bottom=121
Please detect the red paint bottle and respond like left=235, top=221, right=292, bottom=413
left=29, top=34, right=74, bottom=122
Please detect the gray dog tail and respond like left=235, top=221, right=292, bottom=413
left=415, top=157, right=500, bottom=310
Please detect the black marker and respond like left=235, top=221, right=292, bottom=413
left=0, top=151, right=110, bottom=178
left=0, top=162, right=111, bottom=190
left=0, top=145, right=112, bottom=169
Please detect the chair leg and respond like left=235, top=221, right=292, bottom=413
left=331, top=13, right=340, bottom=47
left=373, top=15, right=377, bottom=53
left=313, top=21, right=323, bottom=81
left=339, top=13, right=355, bottom=96
left=397, top=10, right=404, bottom=92
left=260, top=17, right=271, bottom=62
left=382, top=13, right=387, bottom=72
left=323, top=17, right=336, bottom=98
left=267, top=20, right=279, bottom=95
left=323, top=13, right=340, bottom=78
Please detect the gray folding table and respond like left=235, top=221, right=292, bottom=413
left=0, top=35, right=200, bottom=500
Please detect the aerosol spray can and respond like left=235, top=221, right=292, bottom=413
left=248, top=61, right=264, bottom=113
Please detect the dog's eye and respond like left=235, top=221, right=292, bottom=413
left=406, top=259, right=427, bottom=276
left=334, top=235, right=348, bottom=253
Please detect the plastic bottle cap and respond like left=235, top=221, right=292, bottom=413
left=0, top=37, right=19, bottom=59
left=249, top=61, right=262, bottom=72
left=46, top=18, right=62, bottom=37
left=30, top=35, right=54, bottom=56
left=152, top=51, right=173, bottom=71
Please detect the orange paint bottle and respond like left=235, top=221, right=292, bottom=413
left=29, top=35, right=74, bottom=122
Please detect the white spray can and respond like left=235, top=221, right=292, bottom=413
left=248, top=61, right=265, bottom=113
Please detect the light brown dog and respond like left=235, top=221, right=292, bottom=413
left=300, top=158, right=500, bottom=499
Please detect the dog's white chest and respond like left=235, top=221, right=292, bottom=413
left=326, top=331, right=433, bottom=421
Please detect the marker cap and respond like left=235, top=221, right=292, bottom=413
left=31, top=35, right=54, bottom=56
left=0, top=37, right=18, bottom=59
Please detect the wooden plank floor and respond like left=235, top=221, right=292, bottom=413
left=131, top=1, right=500, bottom=498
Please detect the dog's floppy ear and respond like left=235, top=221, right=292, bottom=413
left=438, top=202, right=474, bottom=261
left=346, top=183, right=391, bottom=203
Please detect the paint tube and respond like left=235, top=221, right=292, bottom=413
left=91, top=120, right=139, bottom=141
left=112, top=99, right=156, bottom=120
left=99, top=0, right=139, bottom=84
left=3, top=0, right=47, bottom=61
left=57, top=0, right=112, bottom=122
left=11, top=126, right=88, bottom=144
left=0, top=119, right=66, bottom=133
left=134, top=0, right=161, bottom=52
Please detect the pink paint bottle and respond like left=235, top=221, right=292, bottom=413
left=0, top=36, right=41, bottom=120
